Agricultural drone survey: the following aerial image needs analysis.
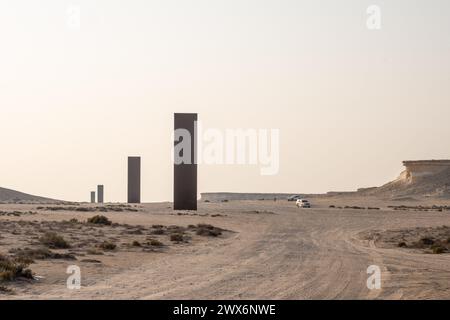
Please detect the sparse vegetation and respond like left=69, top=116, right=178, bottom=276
left=195, top=224, right=223, bottom=237
left=36, top=205, right=139, bottom=212
left=81, top=259, right=102, bottom=263
left=0, top=211, right=37, bottom=217
left=170, top=234, right=184, bottom=242
left=151, top=228, right=165, bottom=235
left=86, top=248, right=103, bottom=255
left=0, top=254, right=33, bottom=282
left=39, top=232, right=70, bottom=249
left=10, top=247, right=76, bottom=262
left=168, top=225, right=185, bottom=233
left=99, top=241, right=116, bottom=251
left=388, top=205, right=450, bottom=212
left=148, top=239, right=163, bottom=247
left=0, top=285, right=13, bottom=294
left=244, top=210, right=275, bottom=215
left=432, top=246, right=446, bottom=254
left=132, top=241, right=141, bottom=247
left=87, top=215, right=112, bottom=225
left=419, top=237, right=434, bottom=246
left=369, top=226, right=450, bottom=254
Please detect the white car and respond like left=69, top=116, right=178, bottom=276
left=296, top=199, right=311, bottom=208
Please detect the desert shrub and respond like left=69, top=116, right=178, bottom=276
left=432, top=246, right=445, bottom=254
left=151, top=229, right=165, bottom=235
left=11, top=248, right=75, bottom=262
left=132, top=241, right=141, bottom=247
left=170, top=234, right=184, bottom=242
left=167, top=226, right=185, bottom=233
left=193, top=224, right=223, bottom=237
left=39, top=232, right=70, bottom=249
left=148, top=239, right=163, bottom=247
left=419, top=237, right=434, bottom=246
left=99, top=241, right=116, bottom=251
left=127, top=229, right=143, bottom=235
left=0, top=254, right=33, bottom=282
left=221, top=199, right=228, bottom=202
left=86, top=248, right=104, bottom=255
left=196, top=228, right=221, bottom=237
left=398, top=242, right=407, bottom=248
left=87, top=215, right=112, bottom=225
left=0, top=285, right=13, bottom=294
left=196, top=223, right=213, bottom=229
left=204, top=200, right=210, bottom=203
left=80, top=259, right=101, bottom=264
left=329, top=205, right=335, bottom=208
left=69, top=218, right=79, bottom=223
left=75, top=207, right=90, bottom=212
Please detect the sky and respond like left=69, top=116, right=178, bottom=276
left=1, top=0, right=449, bottom=202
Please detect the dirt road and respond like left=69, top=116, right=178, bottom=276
left=8, top=199, right=450, bottom=299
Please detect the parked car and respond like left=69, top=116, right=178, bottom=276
left=296, top=199, right=311, bottom=208
left=288, top=195, right=301, bottom=201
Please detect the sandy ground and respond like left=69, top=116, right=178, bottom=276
left=1, top=196, right=450, bottom=300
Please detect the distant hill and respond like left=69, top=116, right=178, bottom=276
left=360, top=161, right=450, bottom=199
left=200, top=192, right=304, bottom=202
left=202, top=160, right=450, bottom=201
left=362, top=168, right=450, bottom=199
left=0, top=187, right=60, bottom=204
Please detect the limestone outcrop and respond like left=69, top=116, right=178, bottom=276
left=363, top=160, right=450, bottom=198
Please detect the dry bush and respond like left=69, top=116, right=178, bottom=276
left=0, top=285, right=14, bottom=295
left=195, top=224, right=223, bottom=237
left=151, top=228, right=165, bottom=235
left=98, top=241, right=116, bottom=251
left=132, top=241, right=141, bottom=247
left=432, top=245, right=446, bottom=254
left=87, top=215, right=112, bottom=225
left=86, top=248, right=104, bottom=255
left=39, top=232, right=70, bottom=249
left=0, top=254, right=33, bottom=282
left=419, top=237, right=435, bottom=246
left=170, top=234, right=184, bottom=242
left=148, top=239, right=163, bottom=247
left=11, top=247, right=76, bottom=262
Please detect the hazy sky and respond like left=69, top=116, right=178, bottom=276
left=1, top=0, right=449, bottom=202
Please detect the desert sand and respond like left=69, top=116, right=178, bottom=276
left=1, top=195, right=450, bottom=300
